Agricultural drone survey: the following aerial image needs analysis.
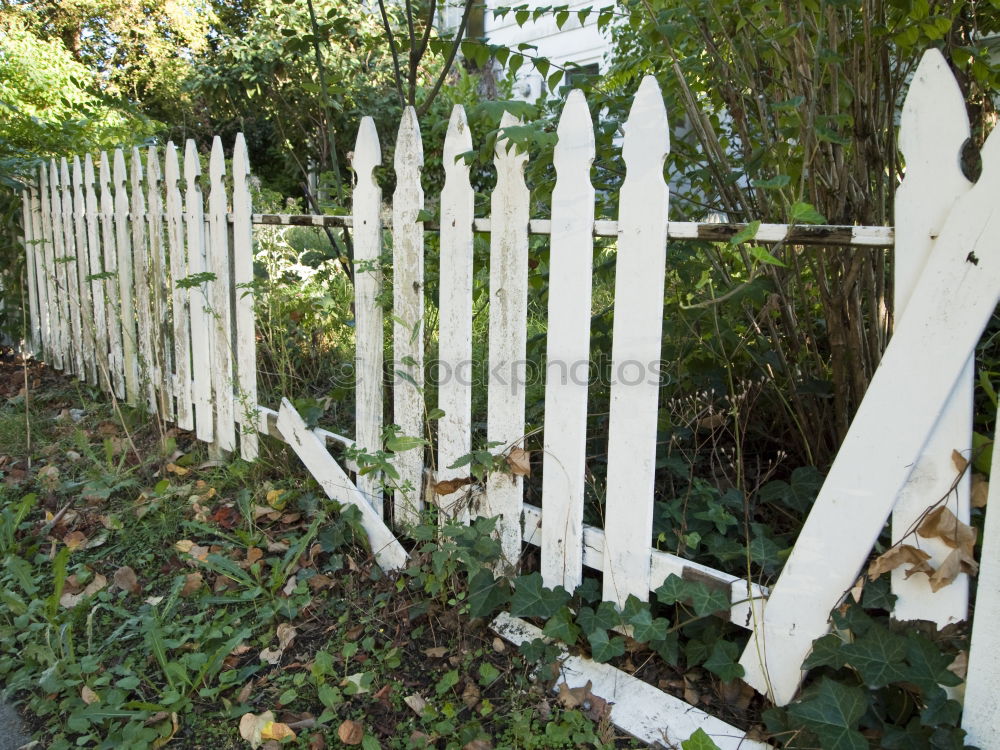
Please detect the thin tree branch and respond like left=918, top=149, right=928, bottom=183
left=417, top=0, right=475, bottom=118
left=376, top=0, right=407, bottom=107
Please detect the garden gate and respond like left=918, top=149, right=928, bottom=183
left=17, top=48, right=999, bottom=748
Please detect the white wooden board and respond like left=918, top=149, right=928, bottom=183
left=99, top=153, right=125, bottom=398
left=166, top=143, right=193, bottom=430
left=114, top=149, right=139, bottom=403
left=185, top=140, right=214, bottom=442
left=83, top=155, right=106, bottom=387
left=208, top=137, right=236, bottom=453
left=232, top=134, right=258, bottom=460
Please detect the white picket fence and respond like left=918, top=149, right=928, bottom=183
left=17, top=49, right=999, bottom=747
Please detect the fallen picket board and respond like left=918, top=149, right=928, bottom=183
left=492, top=612, right=771, bottom=750
left=739, top=122, right=1000, bottom=706
left=276, top=398, right=408, bottom=572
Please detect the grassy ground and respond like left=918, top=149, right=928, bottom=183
left=0, top=354, right=651, bottom=750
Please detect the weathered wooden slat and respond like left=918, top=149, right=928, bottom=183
left=47, top=160, right=67, bottom=371
left=483, top=111, right=531, bottom=573
left=351, top=118, right=384, bottom=513
left=602, top=76, right=670, bottom=608
left=436, top=105, right=475, bottom=525
left=146, top=147, right=173, bottom=420
left=963, top=423, right=1000, bottom=747
left=100, top=153, right=125, bottom=398
left=165, top=143, right=193, bottom=430
left=83, top=155, right=109, bottom=391
left=113, top=149, right=139, bottom=403
left=185, top=140, right=214, bottom=443
left=492, top=613, right=772, bottom=750
left=61, top=158, right=84, bottom=378
left=131, top=148, right=156, bottom=409
left=71, top=157, right=95, bottom=384
left=276, top=398, right=408, bottom=572
left=890, top=49, right=973, bottom=626
left=232, top=134, right=258, bottom=460
left=208, top=137, right=236, bottom=452
left=739, top=121, right=1000, bottom=706
left=540, top=90, right=595, bottom=592
left=391, top=107, right=426, bottom=526
left=246, top=213, right=893, bottom=248
left=21, top=186, right=41, bottom=353
left=29, top=182, right=50, bottom=357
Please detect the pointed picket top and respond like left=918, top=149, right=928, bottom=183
left=184, top=139, right=201, bottom=185
left=232, top=132, right=258, bottom=460
left=622, top=76, right=670, bottom=176
left=209, top=135, right=226, bottom=187
left=443, top=104, right=473, bottom=175
left=553, top=89, right=595, bottom=175
left=394, top=106, right=424, bottom=173
left=495, top=110, right=529, bottom=169
left=354, top=116, right=382, bottom=186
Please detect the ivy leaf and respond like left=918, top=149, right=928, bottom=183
left=903, top=634, right=962, bottom=692
left=702, top=640, right=745, bottom=682
left=629, top=608, right=669, bottom=644
left=920, top=686, right=962, bottom=727
left=803, top=633, right=846, bottom=670
left=682, top=727, right=722, bottom=750
left=509, top=572, right=571, bottom=618
left=542, top=608, right=581, bottom=646
left=790, top=201, right=828, bottom=225
left=587, top=628, right=626, bottom=663
left=840, top=625, right=909, bottom=688
left=654, top=574, right=688, bottom=605
left=575, top=577, right=601, bottom=604
left=653, top=632, right=680, bottom=665
left=576, top=601, right=621, bottom=635
left=688, top=582, right=731, bottom=617
left=786, top=678, right=869, bottom=750
left=467, top=568, right=509, bottom=619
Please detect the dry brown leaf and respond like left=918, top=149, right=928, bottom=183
left=583, top=691, right=611, bottom=722
left=492, top=637, right=506, bottom=653
left=261, top=721, right=296, bottom=742
left=506, top=447, right=531, bottom=477
left=81, top=686, right=100, bottom=705
left=60, top=573, right=107, bottom=608
left=463, top=740, right=493, bottom=750
left=404, top=694, right=427, bottom=715
left=461, top=682, right=480, bottom=708
left=307, top=574, right=333, bottom=592
left=181, top=572, right=204, bottom=597
left=150, top=712, right=180, bottom=749
left=38, top=464, right=60, bottom=490
left=423, top=646, right=447, bottom=658
left=556, top=680, right=593, bottom=709
left=166, top=462, right=189, bottom=476
left=63, top=530, right=87, bottom=551
left=929, top=547, right=979, bottom=592
left=952, top=449, right=969, bottom=473
left=867, top=544, right=934, bottom=581
left=337, top=719, right=364, bottom=746
left=949, top=650, right=969, bottom=680
left=917, top=506, right=977, bottom=552
left=246, top=547, right=264, bottom=564
left=308, top=735, right=326, bottom=750
left=260, top=623, right=298, bottom=665
left=239, top=711, right=271, bottom=749
left=972, top=474, right=989, bottom=509
left=433, top=477, right=474, bottom=495
left=113, top=565, right=141, bottom=595
left=237, top=681, right=254, bottom=704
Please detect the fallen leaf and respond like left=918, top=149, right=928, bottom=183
left=63, top=530, right=87, bottom=551
left=307, top=574, right=333, bottom=592
left=237, top=681, right=254, bottom=704
left=261, top=720, right=296, bottom=742
left=929, top=547, right=979, bottom=592
left=113, top=565, right=141, bottom=595
left=433, top=477, right=474, bottom=495
left=246, top=547, right=264, bottom=564
left=492, top=637, right=506, bottom=653
left=867, top=544, right=934, bottom=581
left=166, top=462, right=189, bottom=476
left=266, top=489, right=288, bottom=510
left=337, top=719, right=364, bottom=745
left=949, top=651, right=969, bottom=680
left=38, top=464, right=60, bottom=490
left=972, top=474, right=989, bottom=509
left=461, top=682, right=480, bottom=708
left=423, top=646, right=447, bottom=658
left=917, top=506, right=977, bottom=553
left=151, top=712, right=179, bottom=749
left=506, top=447, right=531, bottom=477
left=81, top=686, right=100, bottom=704
left=260, top=623, right=298, bottom=665
left=556, top=680, right=592, bottom=709
left=404, top=694, right=427, bottom=715
left=463, top=741, right=492, bottom=750
left=181, top=572, right=204, bottom=596
left=60, top=573, right=107, bottom=608
left=239, top=711, right=272, bottom=749
left=309, top=736, right=326, bottom=750
left=952, top=449, right=969, bottom=473
left=340, top=673, right=370, bottom=694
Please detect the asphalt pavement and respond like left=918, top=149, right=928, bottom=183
left=0, top=699, right=31, bottom=750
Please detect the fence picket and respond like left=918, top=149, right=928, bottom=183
left=114, top=149, right=139, bottom=403
left=29, top=184, right=49, bottom=357
left=392, top=107, right=425, bottom=526
left=21, top=186, right=41, bottom=352
left=100, top=153, right=125, bottom=399
left=185, top=140, right=214, bottom=442
left=72, top=157, right=95, bottom=384
left=208, top=137, right=236, bottom=452
left=166, top=143, right=194, bottom=430
left=61, top=158, right=84, bottom=378
left=352, top=118, right=384, bottom=514
left=232, top=134, right=258, bottom=460
left=602, top=77, right=670, bottom=607
left=541, top=91, right=595, bottom=592
left=484, top=112, right=531, bottom=572
left=147, top=147, right=173, bottom=420
left=890, top=49, right=973, bottom=626
left=37, top=168, right=57, bottom=362
left=84, top=156, right=106, bottom=388
left=47, top=160, right=67, bottom=371
left=130, top=148, right=156, bottom=410
left=436, top=105, right=474, bottom=525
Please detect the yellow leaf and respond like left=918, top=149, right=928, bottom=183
left=266, top=489, right=288, bottom=510
left=81, top=685, right=100, bottom=704
left=166, top=462, right=189, bottom=476
left=261, top=721, right=297, bottom=742
left=63, top=530, right=87, bottom=551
